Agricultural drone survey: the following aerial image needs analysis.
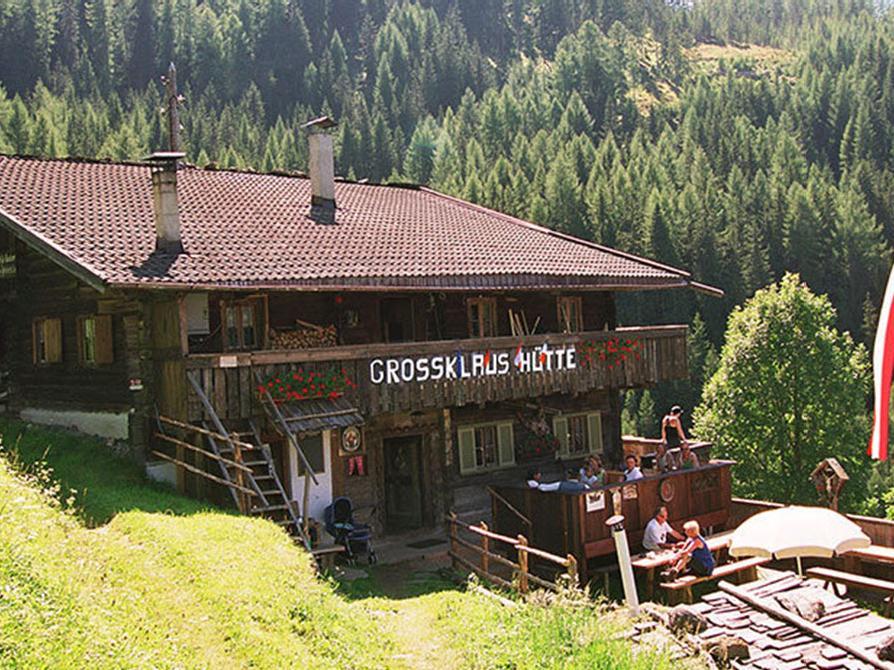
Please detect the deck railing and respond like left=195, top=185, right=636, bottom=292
left=184, top=325, right=688, bottom=421
left=447, top=513, right=578, bottom=594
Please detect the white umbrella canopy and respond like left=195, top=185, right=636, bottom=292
left=729, top=506, right=871, bottom=560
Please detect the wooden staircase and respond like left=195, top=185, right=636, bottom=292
left=150, top=373, right=314, bottom=550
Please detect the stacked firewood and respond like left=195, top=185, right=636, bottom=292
left=270, top=319, right=337, bottom=349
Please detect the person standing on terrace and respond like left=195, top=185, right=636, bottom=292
left=661, top=405, right=688, bottom=450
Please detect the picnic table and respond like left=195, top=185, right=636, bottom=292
left=843, top=544, right=894, bottom=565
left=631, top=530, right=734, bottom=600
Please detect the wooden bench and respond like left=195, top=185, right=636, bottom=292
left=660, top=556, right=770, bottom=604
left=633, top=530, right=734, bottom=600
left=311, top=544, right=346, bottom=572
left=807, top=567, right=894, bottom=616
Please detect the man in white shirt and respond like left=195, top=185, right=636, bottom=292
left=526, top=467, right=561, bottom=492
left=623, top=455, right=643, bottom=481
left=642, top=505, right=684, bottom=552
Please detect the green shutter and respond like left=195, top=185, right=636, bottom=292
left=458, top=427, right=477, bottom=475
left=553, top=416, right=569, bottom=457
left=497, top=422, right=515, bottom=467
left=587, top=413, right=603, bottom=454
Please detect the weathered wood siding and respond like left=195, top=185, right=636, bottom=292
left=492, top=461, right=733, bottom=582
left=8, top=243, right=131, bottom=411
left=185, top=325, right=687, bottom=422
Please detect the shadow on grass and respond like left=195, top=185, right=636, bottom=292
left=0, top=418, right=212, bottom=526
left=333, top=562, right=464, bottom=601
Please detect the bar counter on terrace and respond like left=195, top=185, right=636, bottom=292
left=490, top=460, right=734, bottom=584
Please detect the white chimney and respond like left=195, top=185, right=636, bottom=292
left=302, top=116, right=338, bottom=224
left=149, top=151, right=185, bottom=254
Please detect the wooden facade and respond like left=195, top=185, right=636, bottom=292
left=1, top=241, right=695, bottom=535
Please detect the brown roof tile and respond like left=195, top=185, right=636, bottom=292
left=0, top=155, right=715, bottom=292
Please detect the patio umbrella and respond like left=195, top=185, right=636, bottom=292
left=729, top=506, right=871, bottom=574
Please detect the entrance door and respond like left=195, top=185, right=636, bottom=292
left=384, top=435, right=424, bottom=531
left=290, top=431, right=333, bottom=523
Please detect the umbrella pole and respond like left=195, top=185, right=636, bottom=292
left=796, top=556, right=803, bottom=576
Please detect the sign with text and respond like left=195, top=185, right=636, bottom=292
left=369, top=343, right=577, bottom=385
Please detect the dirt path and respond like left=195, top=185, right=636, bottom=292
left=343, top=558, right=464, bottom=669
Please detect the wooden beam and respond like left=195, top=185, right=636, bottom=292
left=157, top=414, right=256, bottom=451
left=718, top=581, right=890, bottom=670
left=154, top=432, right=254, bottom=473
left=149, top=450, right=257, bottom=496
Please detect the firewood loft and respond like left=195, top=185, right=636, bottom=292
left=0, top=149, right=721, bottom=548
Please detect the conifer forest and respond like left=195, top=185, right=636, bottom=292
left=2, top=0, right=894, bottom=491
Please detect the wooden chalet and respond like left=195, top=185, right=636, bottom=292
left=0, top=120, right=723, bottom=543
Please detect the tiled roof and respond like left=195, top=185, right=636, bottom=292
left=691, top=572, right=894, bottom=669
left=0, top=155, right=715, bottom=292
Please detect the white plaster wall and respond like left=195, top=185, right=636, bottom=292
left=19, top=407, right=130, bottom=440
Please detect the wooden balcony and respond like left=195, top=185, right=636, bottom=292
left=184, top=325, right=688, bottom=422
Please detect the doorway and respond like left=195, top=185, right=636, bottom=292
left=380, top=298, right=415, bottom=343
left=384, top=435, right=425, bottom=532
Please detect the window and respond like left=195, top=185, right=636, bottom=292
left=32, top=317, right=62, bottom=364
left=457, top=421, right=515, bottom=474
left=467, top=297, right=498, bottom=337
left=557, top=296, right=583, bottom=333
left=221, top=297, right=266, bottom=351
left=296, top=433, right=325, bottom=475
left=77, top=315, right=114, bottom=365
left=553, top=412, right=602, bottom=458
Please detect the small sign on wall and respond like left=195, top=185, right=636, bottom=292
left=585, top=491, right=605, bottom=513
left=129, top=378, right=144, bottom=391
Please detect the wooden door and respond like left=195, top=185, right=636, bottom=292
left=380, top=298, right=415, bottom=343
left=384, top=435, right=424, bottom=531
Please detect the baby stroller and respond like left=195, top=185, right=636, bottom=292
left=324, top=497, right=377, bottom=564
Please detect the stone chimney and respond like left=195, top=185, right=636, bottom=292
left=149, top=151, right=185, bottom=254
left=302, top=116, right=338, bottom=224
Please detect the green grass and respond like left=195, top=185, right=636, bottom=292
left=0, top=419, right=686, bottom=669
left=0, top=417, right=206, bottom=525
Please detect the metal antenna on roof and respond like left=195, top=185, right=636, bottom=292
left=160, top=62, right=184, bottom=152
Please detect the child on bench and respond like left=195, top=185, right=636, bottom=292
left=662, top=520, right=714, bottom=580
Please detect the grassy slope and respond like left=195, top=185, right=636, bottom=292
left=0, top=418, right=680, bottom=669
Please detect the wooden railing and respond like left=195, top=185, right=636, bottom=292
left=447, top=513, right=578, bottom=594
left=184, top=325, right=688, bottom=421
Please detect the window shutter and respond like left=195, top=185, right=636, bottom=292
left=587, top=413, right=603, bottom=454
left=497, top=422, right=515, bottom=466
left=457, top=427, right=477, bottom=475
left=95, top=315, right=114, bottom=365
left=553, top=416, right=569, bottom=457
left=45, top=318, right=62, bottom=363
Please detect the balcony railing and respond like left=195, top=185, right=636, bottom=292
left=184, top=325, right=688, bottom=422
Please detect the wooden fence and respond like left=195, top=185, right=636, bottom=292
left=447, top=513, right=578, bottom=595
left=730, top=498, right=894, bottom=548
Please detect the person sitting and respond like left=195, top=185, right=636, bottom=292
left=558, top=468, right=590, bottom=493
left=678, top=442, right=700, bottom=470
left=623, top=454, right=643, bottom=481
left=526, top=467, right=561, bottom=492
left=663, top=520, right=714, bottom=580
left=661, top=405, right=688, bottom=450
left=654, top=442, right=677, bottom=473
left=642, top=505, right=684, bottom=552
left=579, top=456, right=605, bottom=487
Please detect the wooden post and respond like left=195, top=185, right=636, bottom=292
left=233, top=440, right=246, bottom=513
left=481, top=522, right=490, bottom=576
left=566, top=554, right=578, bottom=586
left=517, top=535, right=529, bottom=595
left=449, top=512, right=458, bottom=570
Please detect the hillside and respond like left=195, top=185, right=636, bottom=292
left=0, top=419, right=684, bottom=669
